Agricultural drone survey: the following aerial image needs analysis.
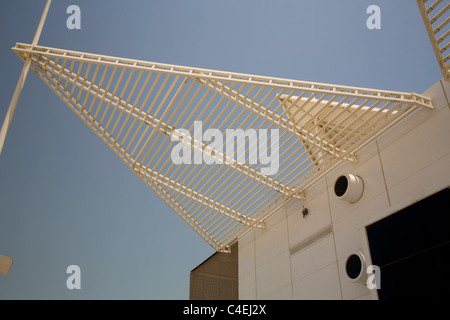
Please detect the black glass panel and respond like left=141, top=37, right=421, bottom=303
left=366, top=188, right=450, bottom=299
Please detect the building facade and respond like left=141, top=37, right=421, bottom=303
left=238, top=80, right=450, bottom=299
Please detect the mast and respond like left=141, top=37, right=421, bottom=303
left=0, top=0, right=52, bottom=155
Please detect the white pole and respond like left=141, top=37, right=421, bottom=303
left=0, top=0, right=52, bottom=156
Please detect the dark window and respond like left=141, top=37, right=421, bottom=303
left=366, top=188, right=450, bottom=299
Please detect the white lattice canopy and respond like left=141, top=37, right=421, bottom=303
left=12, top=43, right=433, bottom=251
left=417, top=0, right=450, bottom=81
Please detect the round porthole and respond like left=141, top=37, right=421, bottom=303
left=345, top=251, right=366, bottom=282
left=334, top=174, right=364, bottom=203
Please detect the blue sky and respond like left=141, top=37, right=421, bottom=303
left=0, top=0, right=442, bottom=299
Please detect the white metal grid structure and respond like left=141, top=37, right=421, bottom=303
left=12, top=43, right=433, bottom=252
left=417, top=0, right=450, bottom=81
